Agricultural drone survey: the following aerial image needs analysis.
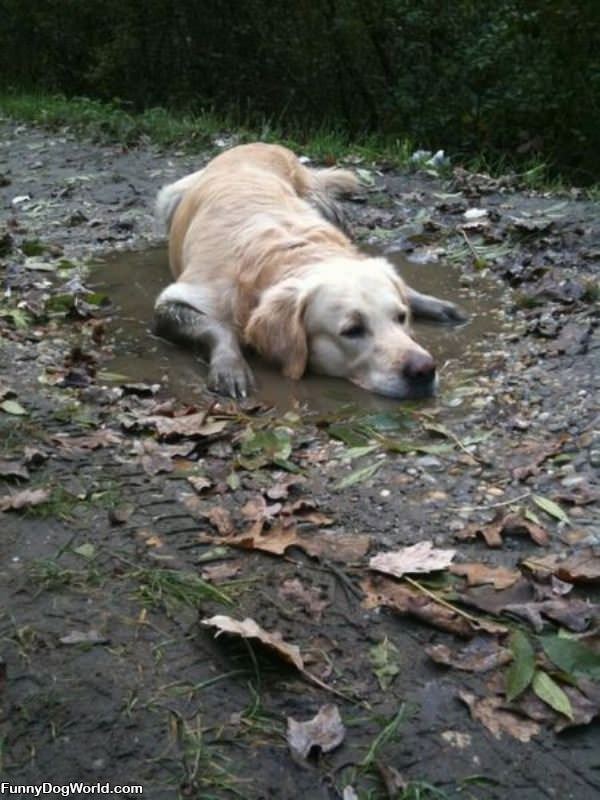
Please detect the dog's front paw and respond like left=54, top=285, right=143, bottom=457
left=208, top=355, right=255, bottom=399
left=436, top=300, right=468, bottom=324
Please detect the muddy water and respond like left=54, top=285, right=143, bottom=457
left=93, top=248, right=507, bottom=412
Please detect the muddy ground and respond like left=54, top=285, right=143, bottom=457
left=1, top=119, right=599, bottom=800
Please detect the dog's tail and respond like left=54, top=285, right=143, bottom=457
left=304, top=167, right=360, bottom=232
left=310, top=167, right=360, bottom=198
left=155, top=168, right=205, bottom=235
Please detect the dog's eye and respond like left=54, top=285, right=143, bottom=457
left=341, top=323, right=367, bottom=338
left=396, top=310, right=407, bottom=325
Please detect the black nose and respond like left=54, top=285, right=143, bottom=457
left=402, top=352, right=436, bottom=384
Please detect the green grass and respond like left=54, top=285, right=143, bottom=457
left=2, top=91, right=597, bottom=193
left=0, top=91, right=414, bottom=166
left=133, top=567, right=232, bottom=612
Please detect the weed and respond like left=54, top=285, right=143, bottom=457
left=27, top=558, right=101, bottom=593
left=24, top=486, right=83, bottom=520
left=134, top=567, right=232, bottom=613
left=171, top=711, right=247, bottom=798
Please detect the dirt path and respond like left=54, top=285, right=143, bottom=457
left=1, top=119, right=599, bottom=800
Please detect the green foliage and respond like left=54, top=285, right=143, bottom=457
left=0, top=1, right=598, bottom=180
left=506, top=629, right=535, bottom=701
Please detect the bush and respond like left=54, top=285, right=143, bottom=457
left=0, top=0, right=598, bottom=181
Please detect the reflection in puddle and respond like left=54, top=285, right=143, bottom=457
left=92, top=248, right=507, bottom=413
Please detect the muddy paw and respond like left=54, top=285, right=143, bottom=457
left=437, top=300, right=468, bottom=324
left=208, top=356, right=255, bottom=399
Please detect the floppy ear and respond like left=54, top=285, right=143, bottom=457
left=243, top=280, right=309, bottom=379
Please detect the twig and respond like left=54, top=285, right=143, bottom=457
left=404, top=575, right=484, bottom=625
left=449, top=491, right=531, bottom=512
left=460, top=228, right=481, bottom=262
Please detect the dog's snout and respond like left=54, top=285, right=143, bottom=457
left=402, top=352, right=436, bottom=384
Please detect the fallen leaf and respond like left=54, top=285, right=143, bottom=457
left=287, top=705, right=345, bottom=759
left=426, top=637, right=512, bottom=673
left=335, top=461, right=382, bottom=489
left=540, top=635, right=600, bottom=680
left=458, top=691, right=540, bottom=741
left=370, top=636, right=401, bottom=689
left=206, top=519, right=301, bottom=556
left=188, top=475, right=213, bottom=493
left=1, top=399, right=27, bottom=416
left=497, top=669, right=600, bottom=731
left=53, top=429, right=122, bottom=451
left=279, top=578, right=329, bottom=622
left=370, top=541, right=455, bottom=577
left=532, top=670, right=573, bottom=720
left=60, top=630, right=109, bottom=646
left=299, top=532, right=371, bottom=562
left=509, top=435, right=569, bottom=481
left=0, top=459, right=30, bottom=480
left=532, top=495, right=570, bottom=526
left=450, top=562, right=520, bottom=589
left=361, top=576, right=506, bottom=637
left=284, top=498, right=334, bottom=526
left=201, top=615, right=304, bottom=670
left=375, top=763, right=408, bottom=797
left=456, top=512, right=549, bottom=548
left=265, top=476, right=305, bottom=500
left=554, top=549, right=600, bottom=584
left=108, top=504, right=135, bottom=525
left=503, top=598, right=598, bottom=633
left=138, top=412, right=228, bottom=441
left=506, top=630, right=535, bottom=701
left=0, top=487, right=50, bottom=511
left=73, top=543, right=96, bottom=559
left=206, top=506, right=235, bottom=536
left=200, top=561, right=243, bottom=583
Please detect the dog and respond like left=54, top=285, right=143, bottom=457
left=154, top=143, right=464, bottom=399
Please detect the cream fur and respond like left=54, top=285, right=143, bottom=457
left=154, top=143, right=453, bottom=398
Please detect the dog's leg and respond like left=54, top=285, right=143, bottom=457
left=154, top=287, right=254, bottom=398
left=405, top=286, right=467, bottom=324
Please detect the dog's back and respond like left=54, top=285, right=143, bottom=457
left=155, top=143, right=358, bottom=243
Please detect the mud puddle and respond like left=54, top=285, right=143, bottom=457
left=94, top=247, right=508, bottom=412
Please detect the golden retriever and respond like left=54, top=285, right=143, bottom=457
left=154, top=143, right=463, bottom=398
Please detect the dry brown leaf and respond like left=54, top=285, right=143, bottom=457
left=523, top=549, right=600, bottom=584
left=206, top=506, right=235, bottom=536
left=284, top=498, right=334, bottom=526
left=287, top=705, right=345, bottom=759
left=426, top=637, right=512, bottom=672
left=298, top=532, right=372, bottom=562
left=457, top=512, right=549, bottom=548
left=450, top=562, right=521, bottom=590
left=0, top=487, right=50, bottom=512
left=265, top=477, right=305, bottom=500
left=187, top=475, right=213, bottom=493
left=200, top=560, right=243, bottom=583
left=0, top=459, right=29, bottom=480
left=459, top=691, right=540, bottom=741
left=370, top=541, right=455, bottom=577
left=279, top=578, right=329, bottom=622
left=142, top=412, right=228, bottom=441
left=52, top=429, right=122, bottom=451
left=509, top=435, right=569, bottom=481
left=241, top=495, right=282, bottom=521
left=361, top=575, right=506, bottom=637
left=207, top=519, right=301, bottom=556
left=201, top=614, right=304, bottom=670
left=502, top=597, right=597, bottom=633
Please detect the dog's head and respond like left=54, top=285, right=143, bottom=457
left=244, top=257, right=436, bottom=399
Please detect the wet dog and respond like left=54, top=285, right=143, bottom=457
left=154, top=143, right=464, bottom=398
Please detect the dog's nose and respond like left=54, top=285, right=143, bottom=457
left=402, top=352, right=436, bottom=384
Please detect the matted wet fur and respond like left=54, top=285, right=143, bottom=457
left=154, top=143, right=464, bottom=398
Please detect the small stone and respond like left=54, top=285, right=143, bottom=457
left=589, top=450, right=600, bottom=468
left=416, top=456, right=443, bottom=470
